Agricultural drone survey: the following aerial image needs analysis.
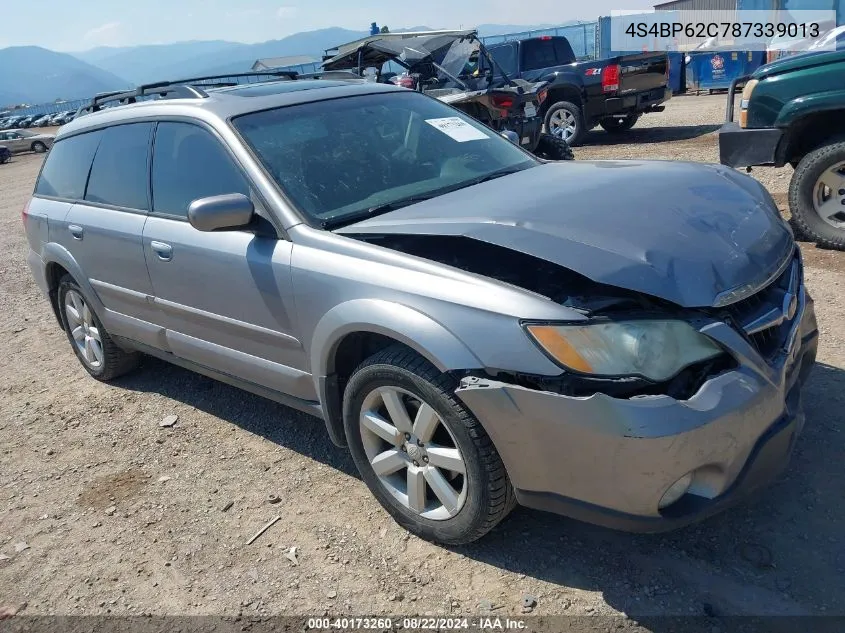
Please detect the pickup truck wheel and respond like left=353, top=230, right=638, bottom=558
left=343, top=346, right=515, bottom=545
left=789, top=142, right=845, bottom=250
left=599, top=115, right=640, bottom=133
left=57, top=275, right=140, bottom=381
left=545, top=101, right=585, bottom=146
left=534, top=133, right=574, bottom=161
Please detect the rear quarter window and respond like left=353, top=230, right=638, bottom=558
left=34, top=130, right=102, bottom=200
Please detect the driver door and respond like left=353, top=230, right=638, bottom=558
left=142, top=121, right=313, bottom=401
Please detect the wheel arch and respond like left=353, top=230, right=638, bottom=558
left=776, top=107, right=845, bottom=166
left=42, top=242, right=104, bottom=330
left=310, top=299, right=483, bottom=447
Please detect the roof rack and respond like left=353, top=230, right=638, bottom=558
left=78, top=70, right=301, bottom=114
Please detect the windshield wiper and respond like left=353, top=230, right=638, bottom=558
left=322, top=195, right=434, bottom=230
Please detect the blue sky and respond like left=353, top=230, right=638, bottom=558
left=2, top=0, right=654, bottom=51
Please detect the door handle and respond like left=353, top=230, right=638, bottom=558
left=150, top=240, right=173, bottom=261
left=68, top=224, right=83, bottom=240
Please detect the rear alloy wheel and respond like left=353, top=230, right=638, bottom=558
left=32, top=141, right=47, bottom=153
left=545, top=101, right=585, bottom=146
left=343, top=346, right=515, bottom=544
left=58, top=275, right=140, bottom=380
left=600, top=114, right=640, bottom=133
left=789, top=141, right=845, bottom=250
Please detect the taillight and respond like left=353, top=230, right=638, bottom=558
left=490, top=94, right=514, bottom=109
left=602, top=64, right=620, bottom=93
left=539, top=36, right=553, bottom=41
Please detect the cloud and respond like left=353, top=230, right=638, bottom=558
left=276, top=6, right=298, bottom=19
left=83, top=22, right=124, bottom=46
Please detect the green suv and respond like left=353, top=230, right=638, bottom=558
left=719, top=50, right=845, bottom=250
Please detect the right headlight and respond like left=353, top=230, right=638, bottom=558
left=525, top=320, right=723, bottom=382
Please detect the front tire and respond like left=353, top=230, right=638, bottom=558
left=57, top=275, right=140, bottom=381
left=343, top=346, right=515, bottom=545
left=533, top=133, right=575, bottom=161
left=789, top=141, right=845, bottom=250
left=599, top=115, right=640, bottom=133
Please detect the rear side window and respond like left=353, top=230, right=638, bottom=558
left=34, top=130, right=102, bottom=200
left=151, top=122, right=249, bottom=217
left=522, top=39, right=558, bottom=71
left=554, top=38, right=575, bottom=64
left=85, top=123, right=152, bottom=210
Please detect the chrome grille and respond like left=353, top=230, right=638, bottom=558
left=719, top=257, right=801, bottom=362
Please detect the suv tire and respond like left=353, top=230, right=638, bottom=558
left=342, top=346, right=515, bottom=544
left=600, top=114, right=640, bottom=133
left=544, top=101, right=586, bottom=146
left=57, top=275, right=140, bottom=381
left=534, top=133, right=575, bottom=161
left=789, top=141, right=845, bottom=250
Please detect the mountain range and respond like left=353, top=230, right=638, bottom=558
left=0, top=23, right=559, bottom=108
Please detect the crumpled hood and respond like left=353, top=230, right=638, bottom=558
left=337, top=161, right=794, bottom=307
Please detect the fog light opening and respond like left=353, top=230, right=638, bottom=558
left=658, top=472, right=694, bottom=510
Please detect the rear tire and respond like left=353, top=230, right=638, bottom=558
left=343, top=346, right=515, bottom=545
left=32, top=141, right=47, bottom=153
left=533, top=133, right=575, bottom=161
left=544, top=101, right=585, bottom=146
left=599, top=115, right=640, bottom=133
left=57, top=275, right=140, bottom=381
left=788, top=141, right=845, bottom=251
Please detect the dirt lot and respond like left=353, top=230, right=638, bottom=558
left=1, top=94, right=844, bottom=626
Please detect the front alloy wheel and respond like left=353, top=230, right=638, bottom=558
left=360, top=386, right=467, bottom=520
left=343, top=346, right=515, bottom=544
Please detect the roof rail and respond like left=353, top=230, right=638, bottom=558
left=77, top=70, right=301, bottom=115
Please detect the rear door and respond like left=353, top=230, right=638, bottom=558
left=142, top=121, right=310, bottom=400
left=57, top=123, right=162, bottom=348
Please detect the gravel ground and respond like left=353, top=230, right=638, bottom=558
left=1, top=94, right=844, bottom=626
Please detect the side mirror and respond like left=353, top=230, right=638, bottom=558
left=188, top=193, right=254, bottom=232
left=500, top=130, right=519, bottom=145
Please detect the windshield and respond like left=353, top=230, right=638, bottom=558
left=233, top=91, right=536, bottom=228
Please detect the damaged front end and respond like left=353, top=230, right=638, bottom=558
left=352, top=232, right=739, bottom=401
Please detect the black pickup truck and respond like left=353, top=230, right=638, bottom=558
left=484, top=36, right=671, bottom=145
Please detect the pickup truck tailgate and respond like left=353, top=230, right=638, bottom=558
left=619, top=53, right=668, bottom=94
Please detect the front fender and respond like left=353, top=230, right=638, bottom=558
left=774, top=90, right=845, bottom=127
left=310, top=298, right=482, bottom=380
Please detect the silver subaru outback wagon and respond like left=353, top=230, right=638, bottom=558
left=24, top=76, right=819, bottom=544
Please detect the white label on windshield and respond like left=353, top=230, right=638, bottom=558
left=425, top=117, right=490, bottom=142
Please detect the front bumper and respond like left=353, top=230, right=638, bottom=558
left=456, top=275, right=819, bottom=533
left=719, top=122, right=783, bottom=168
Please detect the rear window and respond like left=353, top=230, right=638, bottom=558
left=522, top=39, right=558, bottom=71
left=34, top=130, right=102, bottom=200
left=85, top=123, right=152, bottom=210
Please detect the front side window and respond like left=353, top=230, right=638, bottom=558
left=34, top=130, right=103, bottom=200
left=85, top=123, right=152, bottom=210
left=233, top=91, right=536, bottom=228
left=151, top=122, right=250, bottom=217
left=487, top=44, right=518, bottom=77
